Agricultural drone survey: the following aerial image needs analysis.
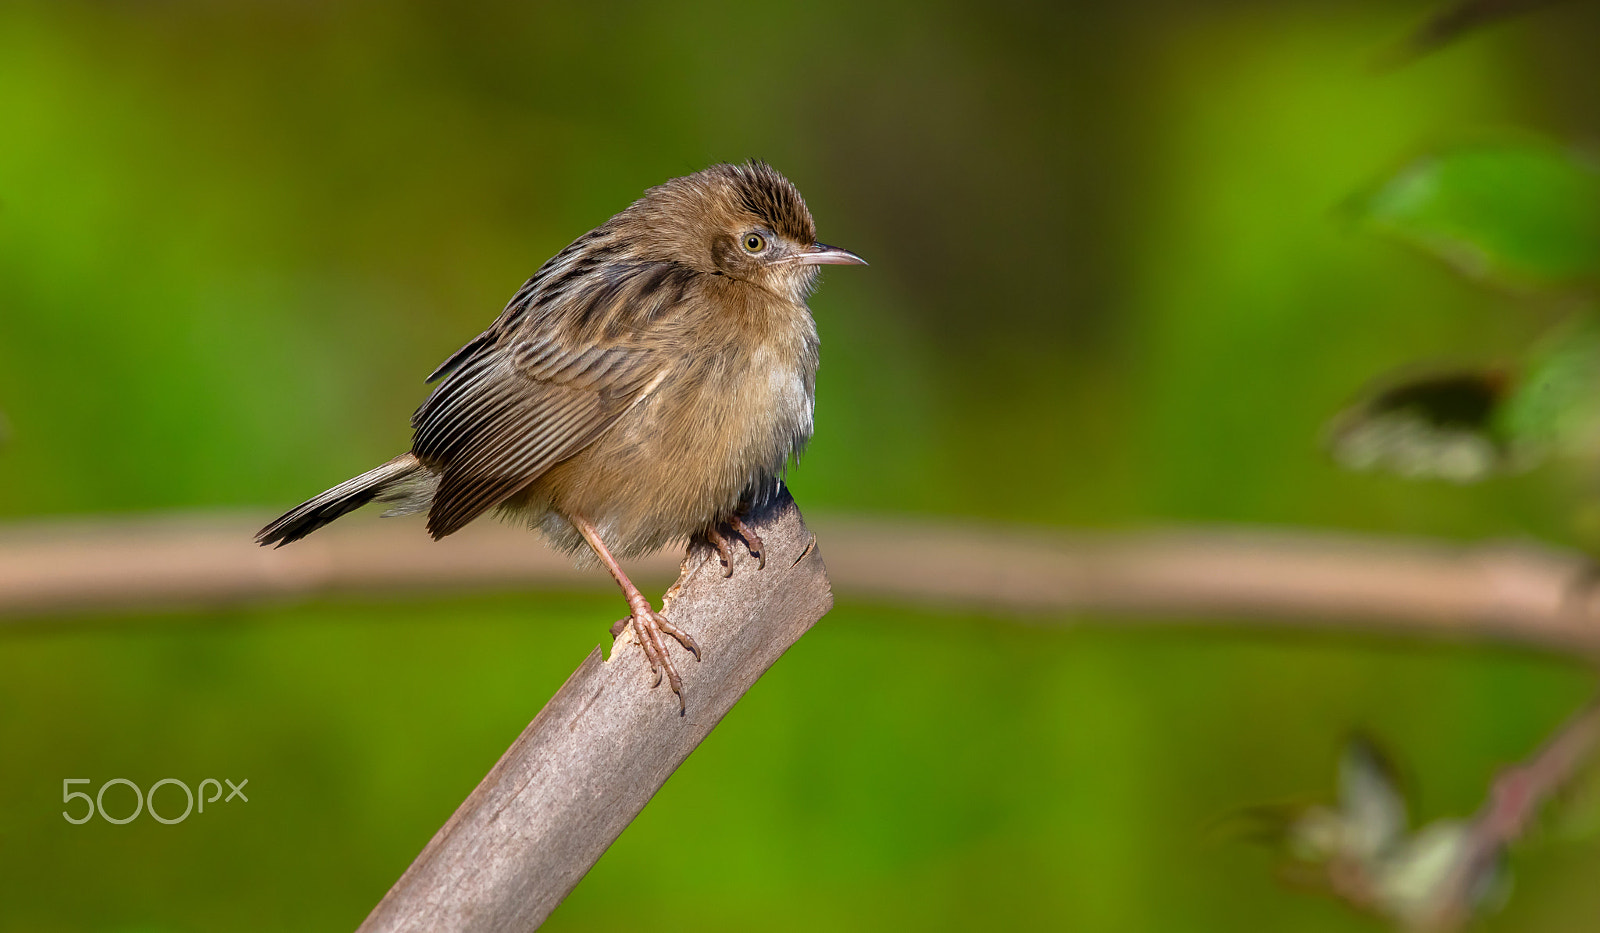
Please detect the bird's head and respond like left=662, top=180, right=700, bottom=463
left=621, top=160, right=865, bottom=302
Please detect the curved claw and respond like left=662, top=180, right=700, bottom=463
left=654, top=612, right=701, bottom=660
left=705, top=526, right=736, bottom=578
left=704, top=516, right=765, bottom=575
left=729, top=515, right=765, bottom=570
left=618, top=605, right=696, bottom=713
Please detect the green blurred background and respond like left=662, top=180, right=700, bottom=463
left=3, top=0, right=1600, bottom=929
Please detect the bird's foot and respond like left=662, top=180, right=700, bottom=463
left=611, top=595, right=700, bottom=714
left=704, top=516, right=766, bottom=577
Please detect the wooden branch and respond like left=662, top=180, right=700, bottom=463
left=355, top=491, right=831, bottom=933
left=3, top=510, right=1600, bottom=654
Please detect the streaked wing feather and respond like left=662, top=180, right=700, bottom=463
left=413, top=334, right=665, bottom=539
left=425, top=398, right=609, bottom=536
left=425, top=331, right=496, bottom=384
left=411, top=257, right=696, bottom=538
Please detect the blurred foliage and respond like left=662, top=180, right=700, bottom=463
left=1326, top=311, right=1600, bottom=485
left=4, top=0, right=1600, bottom=931
left=1349, top=138, right=1600, bottom=289
left=1502, top=313, right=1600, bottom=459
left=1328, top=368, right=1516, bottom=482
left=1329, top=132, right=1600, bottom=552
left=1250, top=735, right=1509, bottom=929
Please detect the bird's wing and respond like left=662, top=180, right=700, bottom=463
left=412, top=260, right=693, bottom=538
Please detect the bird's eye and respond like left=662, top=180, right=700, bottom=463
left=743, top=233, right=767, bottom=253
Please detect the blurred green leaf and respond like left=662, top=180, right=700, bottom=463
left=1499, top=312, right=1600, bottom=458
left=1351, top=139, right=1600, bottom=289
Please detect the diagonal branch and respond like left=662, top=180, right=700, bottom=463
left=355, top=491, right=831, bottom=933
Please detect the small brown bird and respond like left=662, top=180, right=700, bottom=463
left=257, top=161, right=864, bottom=711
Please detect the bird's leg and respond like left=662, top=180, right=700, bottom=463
left=570, top=514, right=700, bottom=714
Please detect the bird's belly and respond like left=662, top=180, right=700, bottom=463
left=530, top=337, right=814, bottom=557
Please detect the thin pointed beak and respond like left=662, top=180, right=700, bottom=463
left=797, top=243, right=868, bottom=266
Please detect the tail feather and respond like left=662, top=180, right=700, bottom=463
left=256, top=453, right=433, bottom=547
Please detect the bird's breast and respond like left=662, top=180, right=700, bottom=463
left=636, top=308, right=817, bottom=518
left=530, top=299, right=818, bottom=553
left=687, top=312, right=818, bottom=483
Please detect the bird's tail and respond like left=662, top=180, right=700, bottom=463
left=256, top=452, right=436, bottom=547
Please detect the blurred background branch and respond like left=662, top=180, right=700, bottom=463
left=1427, top=696, right=1600, bottom=929
left=5, top=511, right=1600, bottom=657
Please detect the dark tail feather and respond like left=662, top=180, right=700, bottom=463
left=256, top=453, right=429, bottom=547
